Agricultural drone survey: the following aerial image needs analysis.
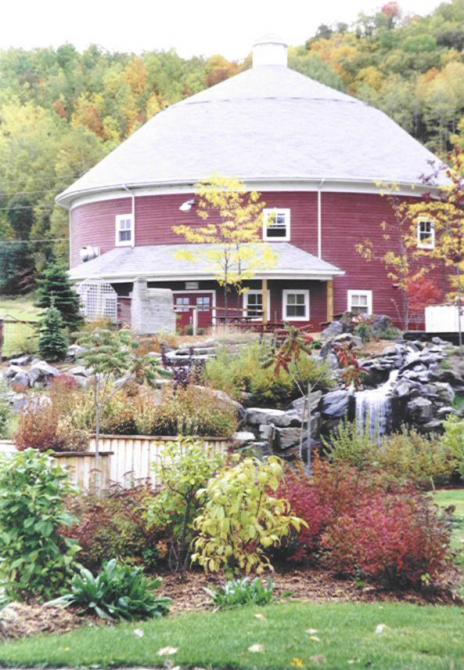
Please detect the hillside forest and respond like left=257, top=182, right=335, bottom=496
left=1, top=0, right=464, bottom=292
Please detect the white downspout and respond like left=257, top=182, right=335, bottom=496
left=317, top=179, right=325, bottom=259
left=123, top=185, right=136, bottom=247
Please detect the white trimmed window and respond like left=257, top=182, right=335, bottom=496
left=347, top=290, right=373, bottom=315
left=283, top=289, right=310, bottom=321
left=417, top=220, right=435, bottom=249
left=115, top=214, right=134, bottom=247
left=243, top=290, right=270, bottom=319
left=263, top=208, right=290, bottom=241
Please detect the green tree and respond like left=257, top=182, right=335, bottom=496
left=35, top=262, right=83, bottom=332
left=38, top=305, right=68, bottom=362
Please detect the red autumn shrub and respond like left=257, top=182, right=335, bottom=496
left=278, top=459, right=383, bottom=562
left=15, top=401, right=62, bottom=452
left=65, top=485, right=163, bottom=572
left=321, top=491, right=450, bottom=587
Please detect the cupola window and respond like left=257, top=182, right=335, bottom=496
left=115, top=214, right=134, bottom=247
left=263, top=208, right=290, bottom=241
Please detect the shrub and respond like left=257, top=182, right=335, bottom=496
left=441, top=415, right=464, bottom=479
left=16, top=401, right=88, bottom=452
left=192, top=456, right=305, bottom=575
left=323, top=420, right=378, bottom=470
left=0, top=394, right=11, bottom=438
left=38, top=306, right=69, bottom=362
left=321, top=491, right=451, bottom=587
left=53, top=559, right=171, bottom=621
left=146, top=439, right=225, bottom=572
left=204, top=342, right=333, bottom=406
left=206, top=578, right=275, bottom=609
left=0, top=450, right=80, bottom=601
left=66, top=486, right=160, bottom=572
left=378, top=428, right=457, bottom=488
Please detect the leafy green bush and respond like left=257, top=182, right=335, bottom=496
left=147, top=439, right=225, bottom=572
left=323, top=420, right=378, bottom=470
left=52, top=559, right=171, bottom=621
left=0, top=392, right=11, bottom=438
left=193, top=456, right=305, bottom=575
left=441, top=415, right=464, bottom=479
left=0, top=450, right=80, bottom=601
left=204, top=342, right=333, bottom=406
left=206, top=577, right=275, bottom=609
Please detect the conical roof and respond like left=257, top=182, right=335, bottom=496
left=57, top=40, right=441, bottom=206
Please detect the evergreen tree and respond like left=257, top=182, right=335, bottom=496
left=35, top=263, right=82, bottom=332
left=38, top=306, right=68, bottom=362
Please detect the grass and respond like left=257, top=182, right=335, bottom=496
left=435, top=488, right=464, bottom=565
left=0, top=295, right=39, bottom=358
left=0, top=602, right=463, bottom=669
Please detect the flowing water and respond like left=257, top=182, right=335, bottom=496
left=355, top=369, right=399, bottom=439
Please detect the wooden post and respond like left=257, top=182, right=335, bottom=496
left=326, top=280, right=334, bottom=323
left=262, top=279, right=269, bottom=324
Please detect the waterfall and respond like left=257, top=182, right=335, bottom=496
left=355, top=369, right=399, bottom=439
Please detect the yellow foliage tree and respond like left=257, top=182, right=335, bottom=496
left=172, top=176, right=277, bottom=316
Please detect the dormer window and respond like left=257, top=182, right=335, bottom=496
left=115, top=214, right=134, bottom=247
left=263, top=208, right=290, bottom=241
left=417, top=220, right=435, bottom=250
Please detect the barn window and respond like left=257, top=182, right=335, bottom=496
left=348, top=290, right=373, bottom=315
left=283, top=290, right=309, bottom=321
left=115, top=214, right=134, bottom=246
left=263, top=208, right=290, bottom=241
left=417, top=220, right=435, bottom=249
left=243, top=290, right=268, bottom=319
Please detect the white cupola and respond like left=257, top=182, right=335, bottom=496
left=252, top=34, right=288, bottom=68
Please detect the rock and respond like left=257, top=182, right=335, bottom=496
left=274, top=427, right=302, bottom=450
left=6, top=392, right=28, bottom=412
left=292, top=391, right=322, bottom=417
left=371, top=314, right=394, bottom=337
left=420, top=419, right=444, bottom=433
left=28, top=360, right=60, bottom=386
left=259, top=424, right=275, bottom=441
left=433, top=382, right=455, bottom=405
left=233, top=431, right=256, bottom=445
left=4, top=365, right=23, bottom=380
left=66, top=344, right=87, bottom=362
left=406, top=397, right=433, bottom=423
left=194, top=386, right=244, bottom=418
left=437, top=406, right=456, bottom=419
left=320, top=389, right=349, bottom=418
left=321, top=320, right=344, bottom=340
left=246, top=408, right=293, bottom=427
left=10, top=371, right=30, bottom=388
left=9, top=354, right=32, bottom=367
left=68, top=365, right=91, bottom=377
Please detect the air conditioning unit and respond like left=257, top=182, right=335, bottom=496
left=80, top=246, right=101, bottom=263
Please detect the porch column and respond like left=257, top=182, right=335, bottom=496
left=326, top=280, right=334, bottom=322
left=262, top=278, right=269, bottom=324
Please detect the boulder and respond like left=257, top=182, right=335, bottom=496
left=28, top=360, right=60, bottom=386
left=9, top=354, right=32, bottom=367
left=292, top=390, right=322, bottom=418
left=320, top=389, right=349, bottom=418
left=4, top=365, right=23, bottom=380
left=321, top=320, right=344, bottom=340
left=246, top=407, right=292, bottom=427
left=371, top=314, right=394, bottom=337
left=432, top=382, right=455, bottom=405
left=68, top=365, right=91, bottom=377
left=66, top=344, right=87, bottom=362
left=232, top=431, right=256, bottom=445
left=194, top=386, right=244, bottom=418
left=10, top=371, right=30, bottom=388
left=274, top=427, right=302, bottom=450
left=406, top=397, right=433, bottom=423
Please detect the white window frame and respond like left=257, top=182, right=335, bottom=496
left=417, top=219, right=435, bottom=250
left=347, top=290, right=373, bottom=315
left=242, top=289, right=271, bottom=321
left=115, top=213, right=134, bottom=247
left=282, top=289, right=310, bottom=321
left=263, top=208, right=291, bottom=241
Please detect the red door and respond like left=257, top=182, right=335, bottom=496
left=174, top=293, right=213, bottom=332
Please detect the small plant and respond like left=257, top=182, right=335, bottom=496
left=0, top=449, right=79, bottom=601
left=35, top=262, right=83, bottom=332
left=206, top=577, right=275, bottom=609
left=442, top=415, right=464, bottom=479
left=147, top=439, right=225, bottom=572
left=52, top=559, right=171, bottom=621
left=15, top=401, right=88, bottom=452
left=38, top=305, right=69, bottom=362
left=323, top=420, right=378, bottom=470
left=0, top=386, right=11, bottom=438
left=192, top=456, right=305, bottom=575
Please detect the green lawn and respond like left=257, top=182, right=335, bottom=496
left=0, top=602, right=463, bottom=669
left=0, top=295, right=39, bottom=358
left=434, top=488, right=464, bottom=568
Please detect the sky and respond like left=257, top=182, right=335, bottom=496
left=1, top=0, right=445, bottom=59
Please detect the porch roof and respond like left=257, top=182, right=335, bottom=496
left=69, top=242, right=344, bottom=283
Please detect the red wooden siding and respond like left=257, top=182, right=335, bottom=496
left=71, top=190, right=449, bottom=323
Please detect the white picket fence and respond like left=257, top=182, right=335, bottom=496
left=0, top=436, right=232, bottom=494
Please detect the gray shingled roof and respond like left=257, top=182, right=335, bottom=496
left=57, top=64, right=442, bottom=206
left=69, top=242, right=344, bottom=282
